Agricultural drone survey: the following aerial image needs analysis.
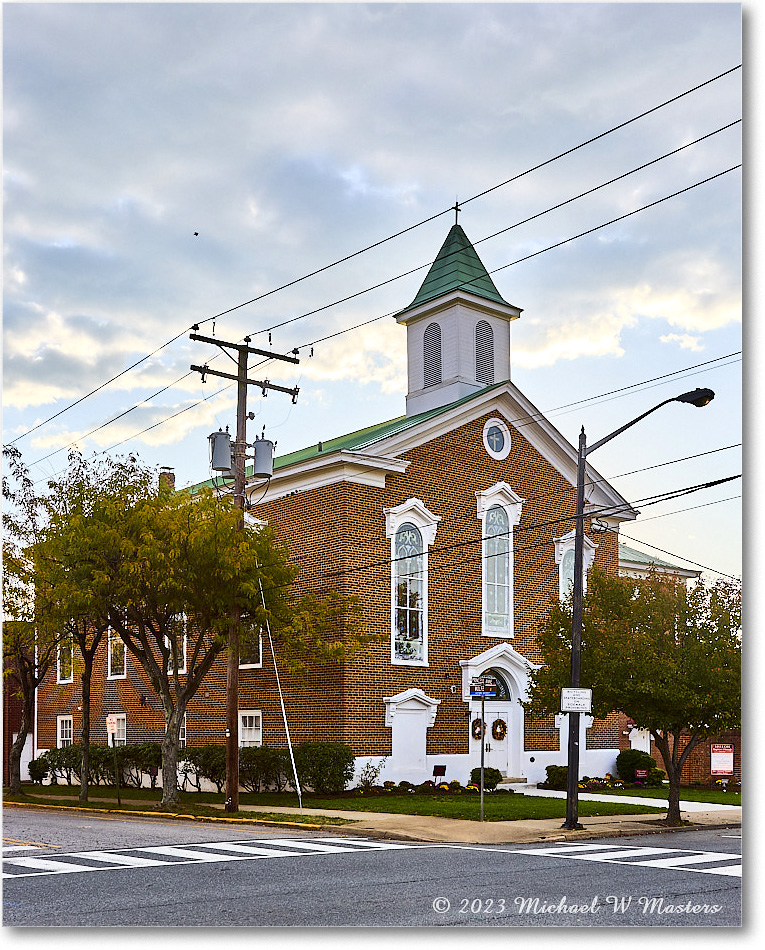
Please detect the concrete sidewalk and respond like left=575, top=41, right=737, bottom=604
left=232, top=801, right=742, bottom=845
left=7, top=792, right=741, bottom=846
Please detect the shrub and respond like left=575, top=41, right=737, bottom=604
left=616, top=749, right=657, bottom=784
left=239, top=747, right=290, bottom=793
left=178, top=746, right=226, bottom=793
left=28, top=757, right=49, bottom=785
left=542, top=765, right=568, bottom=790
left=415, top=781, right=436, bottom=793
left=470, top=767, right=503, bottom=791
left=41, top=746, right=81, bottom=785
left=118, top=741, right=162, bottom=788
left=356, top=756, right=388, bottom=791
left=294, top=742, right=355, bottom=795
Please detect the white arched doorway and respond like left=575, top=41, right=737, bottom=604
left=460, top=643, right=537, bottom=779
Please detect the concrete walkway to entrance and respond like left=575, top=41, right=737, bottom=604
left=512, top=786, right=741, bottom=812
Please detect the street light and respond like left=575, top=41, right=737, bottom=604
left=562, top=387, right=714, bottom=830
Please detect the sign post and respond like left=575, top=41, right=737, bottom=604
left=106, top=715, right=120, bottom=806
left=711, top=743, right=734, bottom=785
left=470, top=676, right=498, bottom=821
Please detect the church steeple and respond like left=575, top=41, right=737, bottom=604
left=398, top=224, right=513, bottom=317
left=396, top=224, right=522, bottom=416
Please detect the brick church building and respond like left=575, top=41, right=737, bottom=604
left=35, top=224, right=653, bottom=787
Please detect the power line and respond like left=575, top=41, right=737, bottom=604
left=7, top=66, right=740, bottom=446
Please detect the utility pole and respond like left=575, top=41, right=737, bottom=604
left=190, top=329, right=299, bottom=812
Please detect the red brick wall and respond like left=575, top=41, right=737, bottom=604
left=36, top=407, right=621, bottom=762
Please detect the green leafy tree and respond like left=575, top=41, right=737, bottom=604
left=525, top=568, right=741, bottom=825
left=37, top=451, right=155, bottom=801
left=2, top=446, right=59, bottom=793
left=36, top=453, right=369, bottom=807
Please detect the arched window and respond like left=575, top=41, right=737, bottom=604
left=423, top=323, right=442, bottom=388
left=476, top=320, right=494, bottom=386
left=394, top=523, right=424, bottom=661
left=484, top=506, right=511, bottom=635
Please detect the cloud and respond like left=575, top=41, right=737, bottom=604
left=659, top=334, right=704, bottom=352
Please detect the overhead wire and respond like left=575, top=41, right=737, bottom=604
left=7, top=65, right=741, bottom=448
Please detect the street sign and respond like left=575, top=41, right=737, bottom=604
left=711, top=743, right=734, bottom=776
left=106, top=715, right=117, bottom=734
left=560, top=688, right=592, bottom=713
left=470, top=676, right=497, bottom=697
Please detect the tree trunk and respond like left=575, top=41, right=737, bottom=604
left=8, top=699, right=30, bottom=795
left=160, top=707, right=182, bottom=807
left=79, top=661, right=92, bottom=802
left=652, top=731, right=683, bottom=825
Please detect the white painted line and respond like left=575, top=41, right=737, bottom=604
left=3, top=856, right=94, bottom=873
left=188, top=842, right=306, bottom=857
left=2, top=846, right=39, bottom=853
left=66, top=850, right=170, bottom=867
left=639, top=852, right=742, bottom=868
left=131, top=846, right=247, bottom=862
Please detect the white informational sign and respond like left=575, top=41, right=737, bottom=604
left=106, top=715, right=117, bottom=734
left=710, top=743, right=734, bottom=776
left=560, top=688, right=592, bottom=713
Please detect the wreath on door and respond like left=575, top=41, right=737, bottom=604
left=492, top=718, right=508, bottom=742
left=471, top=718, right=485, bottom=740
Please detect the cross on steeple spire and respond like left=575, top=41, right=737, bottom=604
left=453, top=200, right=460, bottom=225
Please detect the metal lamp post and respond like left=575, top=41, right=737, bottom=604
left=562, top=387, right=715, bottom=830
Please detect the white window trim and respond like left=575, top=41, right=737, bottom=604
left=238, top=709, right=262, bottom=748
left=482, top=417, right=512, bottom=461
left=57, top=634, right=74, bottom=684
left=554, top=528, right=597, bottom=599
left=476, top=483, right=524, bottom=638
left=107, top=627, right=127, bottom=680
left=107, top=713, right=127, bottom=747
left=178, top=712, right=187, bottom=749
left=384, top=498, right=440, bottom=667
left=57, top=715, right=73, bottom=748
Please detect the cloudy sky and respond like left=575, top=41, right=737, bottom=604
left=3, top=1, right=743, bottom=580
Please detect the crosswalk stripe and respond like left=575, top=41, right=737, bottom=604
left=4, top=856, right=95, bottom=873
left=521, top=843, right=742, bottom=878
left=638, top=853, right=743, bottom=868
left=66, top=850, right=172, bottom=867
left=185, top=842, right=308, bottom=857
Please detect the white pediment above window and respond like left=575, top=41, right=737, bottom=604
left=475, top=482, right=525, bottom=523
left=553, top=528, right=597, bottom=566
left=383, top=688, right=441, bottom=727
left=384, top=497, right=441, bottom=545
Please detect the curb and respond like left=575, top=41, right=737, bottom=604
left=2, top=799, right=345, bottom=833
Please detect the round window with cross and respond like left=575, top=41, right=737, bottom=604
left=482, top=418, right=511, bottom=460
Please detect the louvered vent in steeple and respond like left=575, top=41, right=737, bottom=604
left=423, top=322, right=442, bottom=388
left=476, top=320, right=494, bottom=386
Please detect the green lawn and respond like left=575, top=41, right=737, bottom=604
left=581, top=786, right=741, bottom=806
left=6, top=784, right=669, bottom=822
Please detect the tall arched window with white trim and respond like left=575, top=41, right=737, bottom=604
left=476, top=483, right=524, bottom=638
left=385, top=498, right=440, bottom=666
left=475, top=320, right=494, bottom=386
left=484, top=506, right=510, bottom=635
left=423, top=322, right=442, bottom=388
left=394, top=524, right=424, bottom=662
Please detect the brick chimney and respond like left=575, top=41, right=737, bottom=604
left=159, top=467, right=176, bottom=491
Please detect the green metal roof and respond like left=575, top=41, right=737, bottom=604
left=618, top=542, right=696, bottom=574
left=188, top=381, right=506, bottom=492
left=273, top=379, right=507, bottom=470
left=398, top=224, right=512, bottom=316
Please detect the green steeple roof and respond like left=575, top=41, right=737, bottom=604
left=398, top=224, right=512, bottom=315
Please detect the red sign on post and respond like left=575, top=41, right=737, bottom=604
left=711, top=743, right=734, bottom=776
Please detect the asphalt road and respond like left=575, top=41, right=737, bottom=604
left=3, top=808, right=741, bottom=927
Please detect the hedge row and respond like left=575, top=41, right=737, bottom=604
left=30, top=741, right=355, bottom=794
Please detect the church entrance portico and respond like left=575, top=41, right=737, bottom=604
left=460, top=643, right=537, bottom=780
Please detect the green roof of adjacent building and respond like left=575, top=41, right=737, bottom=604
left=618, top=542, right=698, bottom=575
left=397, top=224, right=513, bottom=316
